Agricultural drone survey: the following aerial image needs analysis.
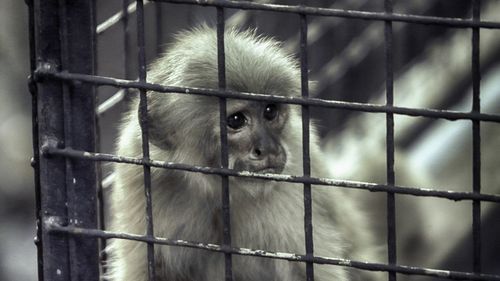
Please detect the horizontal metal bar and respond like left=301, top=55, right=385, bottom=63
left=96, top=0, right=151, bottom=34
left=35, top=70, right=500, bottom=123
left=101, top=173, right=115, bottom=189
left=45, top=222, right=500, bottom=281
left=42, top=146, right=500, bottom=203
left=96, top=89, right=126, bottom=115
left=152, top=0, right=500, bottom=29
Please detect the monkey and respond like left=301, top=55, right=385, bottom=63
left=105, top=25, right=376, bottom=281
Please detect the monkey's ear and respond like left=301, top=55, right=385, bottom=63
left=141, top=97, right=175, bottom=150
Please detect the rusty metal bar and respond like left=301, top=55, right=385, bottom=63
left=471, top=0, right=482, bottom=274
left=152, top=0, right=500, bottom=29
left=46, top=223, right=500, bottom=281
left=26, top=0, right=44, bottom=278
left=43, top=147, right=500, bottom=203
left=299, top=11, right=314, bottom=281
left=34, top=70, right=500, bottom=123
left=33, top=0, right=99, bottom=280
left=384, top=1, right=397, bottom=281
left=135, top=0, right=156, bottom=280
left=216, top=7, right=233, bottom=281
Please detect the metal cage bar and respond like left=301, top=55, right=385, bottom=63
left=31, top=70, right=500, bottom=123
left=156, top=2, right=163, bottom=55
left=135, top=0, right=157, bottom=280
left=123, top=0, right=131, bottom=83
left=152, top=0, right=500, bottom=29
left=39, top=147, right=500, bottom=203
left=384, top=1, right=397, bottom=281
left=34, top=1, right=71, bottom=279
left=216, top=7, right=234, bottom=281
left=471, top=0, right=482, bottom=275
left=299, top=11, right=314, bottom=281
left=26, top=0, right=44, bottom=279
left=45, top=224, right=500, bottom=281
left=60, top=0, right=100, bottom=279
left=33, top=0, right=99, bottom=280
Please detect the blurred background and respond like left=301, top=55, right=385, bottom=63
left=1, top=0, right=499, bottom=280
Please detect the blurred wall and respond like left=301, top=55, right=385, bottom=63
left=0, top=1, right=37, bottom=281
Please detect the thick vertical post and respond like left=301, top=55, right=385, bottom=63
left=34, top=0, right=70, bottom=279
left=63, top=1, right=99, bottom=280
left=35, top=0, right=99, bottom=280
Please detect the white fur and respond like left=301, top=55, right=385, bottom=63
left=105, top=26, right=376, bottom=281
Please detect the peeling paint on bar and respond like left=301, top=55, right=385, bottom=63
left=44, top=222, right=500, bottom=281
left=34, top=69, right=500, bottom=123
left=155, top=0, right=500, bottom=29
left=238, top=171, right=294, bottom=181
left=44, top=146, right=500, bottom=203
left=338, top=259, right=352, bottom=266
left=423, top=268, right=452, bottom=277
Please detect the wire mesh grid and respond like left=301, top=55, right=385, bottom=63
left=27, top=0, right=500, bottom=281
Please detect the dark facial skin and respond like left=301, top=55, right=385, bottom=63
left=226, top=101, right=288, bottom=174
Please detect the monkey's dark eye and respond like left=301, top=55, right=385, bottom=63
left=227, top=112, right=247, bottom=129
left=263, top=104, right=278, bottom=121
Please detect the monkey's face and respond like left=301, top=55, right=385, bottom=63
left=225, top=100, right=289, bottom=175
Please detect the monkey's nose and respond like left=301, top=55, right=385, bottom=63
left=249, top=145, right=282, bottom=166
left=250, top=146, right=276, bottom=160
left=250, top=141, right=280, bottom=160
left=253, top=148, right=263, bottom=158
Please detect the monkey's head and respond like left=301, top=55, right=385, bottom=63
left=144, top=26, right=303, bottom=190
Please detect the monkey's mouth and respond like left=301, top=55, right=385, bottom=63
left=232, top=160, right=285, bottom=174
left=232, top=153, right=286, bottom=175
left=253, top=166, right=283, bottom=174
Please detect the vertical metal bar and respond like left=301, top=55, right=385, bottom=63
left=91, top=0, right=103, bottom=271
left=93, top=0, right=105, bottom=268
left=216, top=7, right=233, bottom=281
left=384, top=1, right=397, bottom=281
left=26, top=0, right=44, bottom=279
left=471, top=0, right=482, bottom=274
left=121, top=0, right=132, bottom=111
left=123, top=0, right=131, bottom=82
left=34, top=0, right=70, bottom=279
left=155, top=2, right=163, bottom=55
left=136, top=1, right=156, bottom=280
left=299, top=12, right=314, bottom=281
left=59, top=0, right=99, bottom=280
left=57, top=2, right=76, bottom=281
left=91, top=0, right=104, bottom=236
left=91, top=0, right=97, bottom=80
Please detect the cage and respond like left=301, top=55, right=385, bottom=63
left=28, top=0, right=500, bottom=280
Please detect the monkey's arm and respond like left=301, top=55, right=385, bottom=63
left=105, top=117, right=151, bottom=281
